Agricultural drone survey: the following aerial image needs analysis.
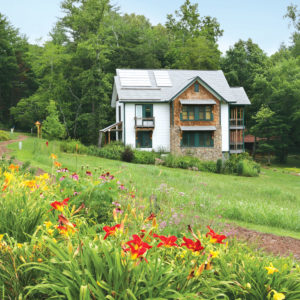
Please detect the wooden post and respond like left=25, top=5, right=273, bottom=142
left=108, top=130, right=111, bottom=144
left=98, top=131, right=103, bottom=148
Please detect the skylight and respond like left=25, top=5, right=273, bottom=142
left=153, top=71, right=172, bottom=87
left=119, top=70, right=151, bottom=86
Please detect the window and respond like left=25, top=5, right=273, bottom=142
left=136, top=131, right=152, bottom=148
left=136, top=104, right=153, bottom=118
left=182, top=106, right=194, bottom=120
left=181, top=105, right=213, bottom=121
left=136, top=104, right=154, bottom=127
left=194, top=83, right=200, bottom=92
left=181, top=131, right=214, bottom=147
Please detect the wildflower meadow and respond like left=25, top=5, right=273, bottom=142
left=0, top=154, right=299, bottom=299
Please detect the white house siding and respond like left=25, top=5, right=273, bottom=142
left=124, top=103, right=136, bottom=147
left=116, top=102, right=124, bottom=141
left=152, top=103, right=170, bottom=151
left=221, top=102, right=229, bottom=152
left=124, top=103, right=170, bottom=151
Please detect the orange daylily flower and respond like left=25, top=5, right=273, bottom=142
left=50, top=153, right=57, bottom=160
left=54, top=161, right=62, bottom=168
left=8, top=164, right=19, bottom=172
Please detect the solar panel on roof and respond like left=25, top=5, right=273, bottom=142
left=119, top=70, right=151, bottom=86
left=153, top=71, right=172, bottom=87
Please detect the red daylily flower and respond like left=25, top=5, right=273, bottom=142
left=46, top=141, right=49, bottom=147
left=156, top=235, right=178, bottom=248
left=181, top=237, right=204, bottom=252
left=50, top=198, right=69, bottom=212
left=58, top=214, right=75, bottom=227
left=206, top=226, right=227, bottom=244
left=57, top=214, right=76, bottom=236
left=145, top=213, right=156, bottom=222
left=103, top=224, right=121, bottom=240
left=125, top=234, right=152, bottom=261
left=57, top=224, right=76, bottom=236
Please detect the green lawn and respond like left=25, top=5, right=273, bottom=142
left=7, top=136, right=300, bottom=239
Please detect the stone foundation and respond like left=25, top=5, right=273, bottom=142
left=170, top=125, right=222, bottom=161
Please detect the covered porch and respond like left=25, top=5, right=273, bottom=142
left=98, top=121, right=122, bottom=148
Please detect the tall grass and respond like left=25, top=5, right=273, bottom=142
left=7, top=137, right=300, bottom=235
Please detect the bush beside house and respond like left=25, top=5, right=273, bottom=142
left=60, top=140, right=260, bottom=177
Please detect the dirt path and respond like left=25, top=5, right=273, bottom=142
left=1, top=136, right=300, bottom=260
left=0, top=134, right=28, bottom=157
left=0, top=134, right=45, bottom=175
left=224, top=224, right=300, bottom=260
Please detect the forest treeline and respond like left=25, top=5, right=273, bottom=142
left=0, top=0, right=300, bottom=161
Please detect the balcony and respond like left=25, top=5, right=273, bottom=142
left=135, top=117, right=155, bottom=129
left=230, top=118, right=243, bottom=126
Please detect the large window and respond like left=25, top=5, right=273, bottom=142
left=181, top=105, right=213, bottom=121
left=181, top=131, right=214, bottom=147
left=136, top=131, right=152, bottom=148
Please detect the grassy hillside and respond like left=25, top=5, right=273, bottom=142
left=8, top=136, right=300, bottom=239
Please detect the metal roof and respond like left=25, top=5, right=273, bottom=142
left=230, top=87, right=251, bottom=105
left=111, top=69, right=251, bottom=107
left=180, top=126, right=216, bottom=131
left=180, top=99, right=216, bottom=105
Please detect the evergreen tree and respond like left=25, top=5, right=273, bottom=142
left=43, top=100, right=66, bottom=139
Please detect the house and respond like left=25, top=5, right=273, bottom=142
left=100, top=69, right=251, bottom=161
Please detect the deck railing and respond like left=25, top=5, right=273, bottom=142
left=229, top=118, right=243, bottom=126
left=135, top=117, right=155, bottom=128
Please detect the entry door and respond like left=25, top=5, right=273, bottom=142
left=136, top=131, right=152, bottom=148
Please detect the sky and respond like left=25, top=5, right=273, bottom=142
left=0, top=0, right=298, bottom=55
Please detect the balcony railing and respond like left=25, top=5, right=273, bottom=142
left=135, top=117, right=155, bottom=128
left=230, top=119, right=243, bottom=126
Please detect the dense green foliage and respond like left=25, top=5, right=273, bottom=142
left=0, top=14, right=37, bottom=127
left=6, top=0, right=222, bottom=144
left=0, top=0, right=299, bottom=162
left=0, top=130, right=9, bottom=141
left=42, top=100, right=66, bottom=139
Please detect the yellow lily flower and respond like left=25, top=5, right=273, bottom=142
left=272, top=290, right=285, bottom=300
left=265, top=262, right=279, bottom=275
left=210, top=250, right=219, bottom=258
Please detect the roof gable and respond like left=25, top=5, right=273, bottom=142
left=112, top=69, right=250, bottom=106
left=169, top=76, right=227, bottom=103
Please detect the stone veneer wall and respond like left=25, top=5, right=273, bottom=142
left=170, top=124, right=222, bottom=161
left=170, top=81, right=223, bottom=161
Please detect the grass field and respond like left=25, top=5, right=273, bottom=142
left=7, top=136, right=300, bottom=239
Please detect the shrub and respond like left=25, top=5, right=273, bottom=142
left=216, top=159, right=222, bottom=173
left=163, top=154, right=216, bottom=172
left=121, top=146, right=134, bottom=162
left=60, top=139, right=88, bottom=154
left=98, top=142, right=124, bottom=160
left=0, top=130, right=9, bottom=141
left=223, top=153, right=260, bottom=177
left=133, top=150, right=158, bottom=164
left=197, top=160, right=217, bottom=173
left=237, top=160, right=259, bottom=177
